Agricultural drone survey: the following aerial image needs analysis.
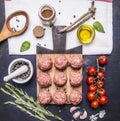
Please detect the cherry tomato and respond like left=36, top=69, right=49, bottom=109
left=99, top=96, right=108, bottom=105
left=87, top=92, right=96, bottom=101
left=97, top=80, right=104, bottom=88
left=97, top=71, right=105, bottom=80
left=87, top=67, right=97, bottom=76
left=88, top=85, right=97, bottom=92
left=97, top=88, right=106, bottom=96
left=86, top=76, right=95, bottom=85
left=98, top=56, right=108, bottom=65
left=91, top=100, right=99, bottom=109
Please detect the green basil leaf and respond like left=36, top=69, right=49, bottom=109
left=93, top=21, right=105, bottom=33
left=20, top=41, right=31, bottom=52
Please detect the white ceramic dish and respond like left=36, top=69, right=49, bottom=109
left=8, top=58, right=34, bottom=84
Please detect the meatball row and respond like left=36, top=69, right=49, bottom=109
left=38, top=90, right=82, bottom=105
left=38, top=54, right=83, bottom=71
left=37, top=72, right=82, bottom=88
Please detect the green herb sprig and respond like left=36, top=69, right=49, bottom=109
left=0, top=83, right=63, bottom=121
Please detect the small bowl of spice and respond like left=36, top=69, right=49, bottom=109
left=77, top=24, right=95, bottom=44
left=38, top=4, right=56, bottom=26
left=7, top=58, right=33, bottom=84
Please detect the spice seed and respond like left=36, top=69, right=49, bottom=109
left=16, top=17, right=20, bottom=22
left=59, top=110, right=61, bottom=112
left=58, top=12, right=61, bottom=15
left=12, top=28, right=17, bottom=32
left=73, top=15, right=76, bottom=18
left=93, top=16, right=95, bottom=20
left=59, top=0, right=61, bottom=3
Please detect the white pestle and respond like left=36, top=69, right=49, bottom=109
left=3, top=65, right=29, bottom=82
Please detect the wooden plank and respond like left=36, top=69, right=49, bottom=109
left=36, top=54, right=82, bottom=104
left=36, top=26, right=83, bottom=104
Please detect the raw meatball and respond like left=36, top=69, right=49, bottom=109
left=53, top=72, right=67, bottom=87
left=37, top=73, right=52, bottom=88
left=38, top=90, right=52, bottom=105
left=70, top=72, right=82, bottom=87
left=38, top=55, right=52, bottom=71
left=69, top=55, right=82, bottom=69
left=53, top=90, right=67, bottom=105
left=54, top=55, right=68, bottom=70
left=69, top=90, right=82, bottom=105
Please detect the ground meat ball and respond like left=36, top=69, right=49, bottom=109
left=69, top=90, right=82, bottom=105
left=69, top=55, right=82, bottom=69
left=38, top=55, right=52, bottom=71
left=37, top=73, right=52, bottom=88
left=70, top=72, right=82, bottom=87
left=53, top=90, right=67, bottom=105
left=38, top=90, right=52, bottom=105
left=53, top=72, right=67, bottom=87
left=54, top=55, right=68, bottom=70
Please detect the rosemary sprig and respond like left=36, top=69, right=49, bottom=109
left=5, top=83, right=56, bottom=118
left=0, top=83, right=63, bottom=121
left=5, top=101, right=47, bottom=121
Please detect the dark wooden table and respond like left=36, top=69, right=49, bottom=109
left=0, top=0, right=120, bottom=121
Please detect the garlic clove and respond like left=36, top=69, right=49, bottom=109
left=80, top=110, right=88, bottom=120
left=70, top=106, right=80, bottom=113
left=73, top=111, right=81, bottom=120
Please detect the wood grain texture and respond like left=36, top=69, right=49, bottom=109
left=36, top=54, right=82, bottom=104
